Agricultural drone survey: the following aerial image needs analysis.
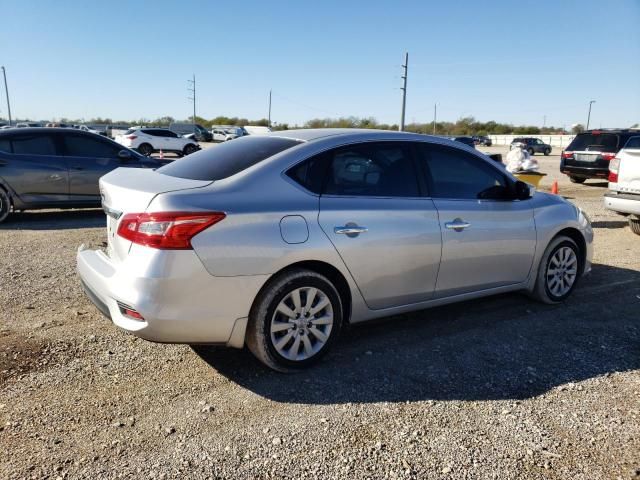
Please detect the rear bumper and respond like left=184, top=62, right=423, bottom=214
left=604, top=192, right=640, bottom=216
left=76, top=245, right=269, bottom=347
left=560, top=159, right=608, bottom=178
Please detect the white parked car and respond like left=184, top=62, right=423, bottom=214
left=243, top=125, right=272, bottom=135
left=212, top=127, right=240, bottom=142
left=115, top=127, right=199, bottom=157
left=604, top=136, right=640, bottom=235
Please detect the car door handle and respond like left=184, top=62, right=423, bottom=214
left=445, top=219, right=471, bottom=231
left=334, top=226, right=368, bottom=235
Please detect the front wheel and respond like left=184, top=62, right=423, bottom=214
left=0, top=188, right=11, bottom=223
left=531, top=236, right=581, bottom=304
left=629, top=219, right=640, bottom=235
left=246, top=269, right=342, bottom=372
left=183, top=144, right=197, bottom=156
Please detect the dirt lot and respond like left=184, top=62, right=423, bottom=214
left=1, top=146, right=639, bottom=479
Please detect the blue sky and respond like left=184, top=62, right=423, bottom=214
left=1, top=0, right=639, bottom=127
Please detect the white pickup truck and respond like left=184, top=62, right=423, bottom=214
left=604, top=136, right=640, bottom=235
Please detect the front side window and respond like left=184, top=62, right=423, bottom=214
left=323, top=142, right=419, bottom=197
left=417, top=144, right=508, bottom=200
left=11, top=134, right=56, bottom=155
left=63, top=135, right=120, bottom=158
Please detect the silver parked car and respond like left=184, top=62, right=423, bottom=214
left=77, top=129, right=593, bottom=371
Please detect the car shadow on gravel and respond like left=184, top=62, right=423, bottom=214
left=0, top=209, right=104, bottom=230
left=194, top=263, right=640, bottom=404
left=591, top=220, right=628, bottom=229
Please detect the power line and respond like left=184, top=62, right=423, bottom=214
left=187, top=75, right=196, bottom=125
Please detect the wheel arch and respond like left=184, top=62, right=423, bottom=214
left=254, top=260, right=353, bottom=325
left=552, top=227, right=587, bottom=276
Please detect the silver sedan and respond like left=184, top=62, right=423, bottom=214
left=77, top=129, right=593, bottom=371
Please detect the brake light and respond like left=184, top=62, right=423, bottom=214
left=601, top=152, right=616, bottom=161
left=117, top=212, right=226, bottom=249
left=608, top=157, right=620, bottom=183
left=561, top=151, right=573, bottom=159
left=126, top=135, right=137, bottom=140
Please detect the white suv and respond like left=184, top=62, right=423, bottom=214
left=604, top=136, right=640, bottom=235
left=115, top=128, right=199, bottom=157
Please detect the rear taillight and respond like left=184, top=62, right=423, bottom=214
left=117, top=211, right=225, bottom=249
left=608, top=157, right=621, bottom=183
left=601, top=152, right=616, bottom=161
left=561, top=151, right=573, bottom=159
left=126, top=134, right=137, bottom=140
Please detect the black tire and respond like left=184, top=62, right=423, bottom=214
left=527, top=148, right=535, bottom=156
left=531, top=236, right=581, bottom=304
left=137, top=143, right=153, bottom=156
left=569, top=176, right=586, bottom=184
left=544, top=148, right=551, bottom=156
left=183, top=144, right=197, bottom=156
left=246, top=268, right=343, bottom=372
left=0, top=188, right=11, bottom=224
left=629, top=219, right=640, bottom=235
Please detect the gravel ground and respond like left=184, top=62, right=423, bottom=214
left=1, top=147, right=639, bottom=479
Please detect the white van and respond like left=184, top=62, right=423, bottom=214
left=243, top=125, right=272, bottom=135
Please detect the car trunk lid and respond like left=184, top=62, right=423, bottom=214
left=99, top=168, right=212, bottom=262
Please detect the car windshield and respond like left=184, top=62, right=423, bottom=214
left=567, top=133, right=619, bottom=153
left=158, top=136, right=302, bottom=180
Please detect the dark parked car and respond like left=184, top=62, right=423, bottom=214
left=510, top=137, right=552, bottom=156
left=473, top=135, right=492, bottom=146
left=452, top=136, right=476, bottom=148
left=0, top=128, right=163, bottom=223
left=560, top=129, right=640, bottom=183
left=169, top=123, right=213, bottom=142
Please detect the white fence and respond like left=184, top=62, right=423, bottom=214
left=489, top=135, right=575, bottom=148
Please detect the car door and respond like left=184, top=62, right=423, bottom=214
left=157, top=129, right=180, bottom=151
left=317, top=141, right=442, bottom=310
left=62, top=132, right=125, bottom=199
left=416, top=142, right=536, bottom=298
left=3, top=132, right=69, bottom=204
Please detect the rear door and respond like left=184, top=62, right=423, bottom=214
left=3, top=132, right=69, bottom=204
left=62, top=133, right=127, bottom=200
left=317, top=141, right=442, bottom=310
left=416, top=143, right=536, bottom=297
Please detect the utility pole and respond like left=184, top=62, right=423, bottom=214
left=399, top=52, right=408, bottom=131
left=268, top=89, right=272, bottom=127
left=1, top=66, right=12, bottom=126
left=433, top=104, right=437, bottom=135
left=187, top=75, right=196, bottom=127
left=586, top=100, right=595, bottom=130
left=543, top=115, right=546, bottom=129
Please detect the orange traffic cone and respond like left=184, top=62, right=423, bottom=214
left=159, top=149, right=164, bottom=160
left=551, top=181, right=559, bottom=195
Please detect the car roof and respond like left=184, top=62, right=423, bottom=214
left=264, top=128, right=435, bottom=143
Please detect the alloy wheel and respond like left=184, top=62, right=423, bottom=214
left=546, top=246, right=578, bottom=297
left=270, top=287, right=334, bottom=361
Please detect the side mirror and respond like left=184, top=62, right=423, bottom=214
left=118, top=149, right=132, bottom=161
left=514, top=180, right=533, bottom=200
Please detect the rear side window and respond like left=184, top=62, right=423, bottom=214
left=567, top=133, right=619, bottom=153
left=323, top=142, right=420, bottom=197
left=11, top=134, right=56, bottom=155
left=158, top=136, right=302, bottom=180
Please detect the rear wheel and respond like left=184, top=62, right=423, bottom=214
left=183, top=144, right=197, bottom=156
left=246, top=269, right=342, bottom=372
left=0, top=188, right=11, bottom=223
left=569, top=176, right=586, bottom=184
left=629, top=219, right=640, bottom=235
left=544, top=148, right=551, bottom=156
left=137, top=143, right=153, bottom=156
left=531, top=236, right=580, bottom=304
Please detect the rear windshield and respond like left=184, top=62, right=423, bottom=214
left=158, top=136, right=302, bottom=180
left=567, top=133, right=619, bottom=153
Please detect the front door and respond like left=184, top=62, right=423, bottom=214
left=317, top=141, right=442, bottom=310
left=62, top=133, right=122, bottom=200
left=416, top=142, right=537, bottom=297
